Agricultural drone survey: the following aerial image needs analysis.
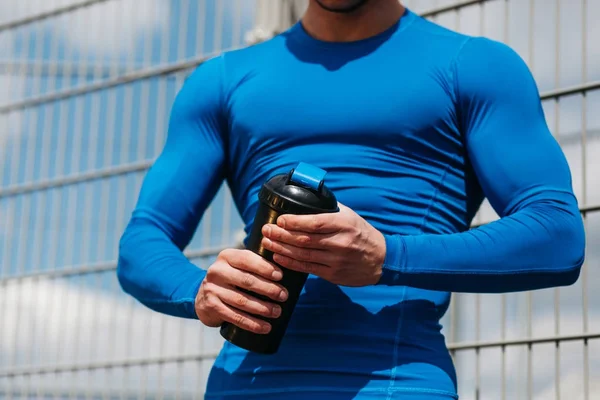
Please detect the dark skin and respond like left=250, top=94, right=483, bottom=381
left=195, top=0, right=404, bottom=334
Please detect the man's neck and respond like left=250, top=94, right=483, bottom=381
left=301, top=0, right=405, bottom=43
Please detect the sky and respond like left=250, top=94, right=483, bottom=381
left=1, top=0, right=599, bottom=399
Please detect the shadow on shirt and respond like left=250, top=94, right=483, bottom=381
left=281, top=20, right=400, bottom=71
left=205, top=278, right=457, bottom=399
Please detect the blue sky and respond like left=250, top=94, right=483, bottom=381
left=1, top=0, right=600, bottom=399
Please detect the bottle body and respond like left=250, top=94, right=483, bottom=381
left=220, top=163, right=338, bottom=354
left=220, top=202, right=310, bottom=354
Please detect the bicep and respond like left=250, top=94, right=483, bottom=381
left=457, top=38, right=575, bottom=216
left=131, top=58, right=227, bottom=249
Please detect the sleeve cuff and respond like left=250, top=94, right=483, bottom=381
left=377, top=234, right=408, bottom=286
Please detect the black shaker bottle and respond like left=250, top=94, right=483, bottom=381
left=220, top=162, right=339, bottom=354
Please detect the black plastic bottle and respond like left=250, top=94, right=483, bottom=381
left=220, top=162, right=339, bottom=354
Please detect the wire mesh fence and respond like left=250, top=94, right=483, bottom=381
left=0, top=0, right=598, bottom=399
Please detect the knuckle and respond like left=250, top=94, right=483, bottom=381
left=204, top=295, right=219, bottom=311
left=339, top=236, right=354, bottom=249
left=241, top=273, right=255, bottom=288
left=299, top=261, right=312, bottom=274
left=233, top=313, right=246, bottom=326
left=299, top=248, right=312, bottom=261
left=206, top=266, right=218, bottom=280
left=298, top=234, right=311, bottom=245
left=235, top=294, right=248, bottom=307
left=218, top=248, right=233, bottom=261
left=311, top=217, right=323, bottom=230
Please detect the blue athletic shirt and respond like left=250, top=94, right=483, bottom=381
left=117, top=8, right=585, bottom=400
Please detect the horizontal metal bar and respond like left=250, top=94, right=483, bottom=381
left=0, top=160, right=152, bottom=198
left=448, top=331, right=600, bottom=351
left=0, top=350, right=221, bottom=378
left=0, top=389, right=196, bottom=400
left=2, top=14, right=596, bottom=116
left=0, top=56, right=208, bottom=115
left=541, top=80, right=600, bottom=101
left=0, top=60, right=155, bottom=79
left=420, top=0, right=487, bottom=17
left=0, top=245, right=234, bottom=283
left=1, top=122, right=598, bottom=198
left=0, top=389, right=197, bottom=400
left=1, top=330, right=597, bottom=378
left=0, top=0, right=112, bottom=33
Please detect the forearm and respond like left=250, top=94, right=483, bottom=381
left=117, top=214, right=206, bottom=319
left=116, top=56, right=227, bottom=318
left=379, top=191, right=585, bottom=293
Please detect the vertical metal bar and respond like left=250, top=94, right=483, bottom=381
left=159, top=0, right=183, bottom=398
left=214, top=0, right=225, bottom=52
left=6, top=1, right=35, bottom=397
left=474, top=2, right=485, bottom=398
left=193, top=5, right=209, bottom=395
left=553, top=1, right=562, bottom=399
left=173, top=1, right=192, bottom=399
left=32, top=13, right=61, bottom=373
left=48, top=11, right=74, bottom=400
left=24, top=2, right=62, bottom=398
left=527, top=0, right=535, bottom=397
left=580, top=2, right=589, bottom=400
left=82, top=3, right=107, bottom=399
left=501, top=2, right=509, bottom=396
left=64, top=8, right=93, bottom=400
left=0, top=2, right=17, bottom=298
left=119, top=2, right=141, bottom=398
left=101, top=1, right=122, bottom=396
left=8, top=2, right=34, bottom=188
left=153, top=0, right=174, bottom=157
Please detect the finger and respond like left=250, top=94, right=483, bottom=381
left=220, top=249, right=283, bottom=281
left=277, top=213, right=341, bottom=234
left=272, top=253, right=329, bottom=277
left=225, top=267, right=289, bottom=303
left=262, top=224, right=331, bottom=249
left=216, top=286, right=282, bottom=319
left=261, top=237, right=336, bottom=265
left=219, top=302, right=272, bottom=334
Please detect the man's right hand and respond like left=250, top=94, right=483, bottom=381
left=195, top=249, right=289, bottom=334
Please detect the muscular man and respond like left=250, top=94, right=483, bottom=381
left=117, top=1, right=586, bottom=399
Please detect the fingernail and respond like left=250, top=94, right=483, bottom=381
left=271, top=270, right=283, bottom=280
left=262, top=324, right=271, bottom=334
left=262, top=225, right=271, bottom=236
left=272, top=305, right=281, bottom=317
left=278, top=217, right=286, bottom=228
left=279, top=290, right=288, bottom=302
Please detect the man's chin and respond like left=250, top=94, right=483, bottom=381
left=314, top=0, right=371, bottom=14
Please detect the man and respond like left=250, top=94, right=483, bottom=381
left=117, top=0, right=586, bottom=399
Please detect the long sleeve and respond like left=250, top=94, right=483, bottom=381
left=379, top=37, right=586, bottom=293
left=116, top=56, right=228, bottom=318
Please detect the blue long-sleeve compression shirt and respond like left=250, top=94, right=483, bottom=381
left=117, top=8, right=585, bottom=400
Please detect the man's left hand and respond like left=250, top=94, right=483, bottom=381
left=260, top=203, right=386, bottom=287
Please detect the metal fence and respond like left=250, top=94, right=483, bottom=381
left=0, top=0, right=598, bottom=399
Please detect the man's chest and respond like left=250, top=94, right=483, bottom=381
left=225, top=63, right=460, bottom=154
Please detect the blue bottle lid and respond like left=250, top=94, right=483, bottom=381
left=258, top=162, right=338, bottom=214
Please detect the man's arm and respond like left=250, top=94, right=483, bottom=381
left=380, top=37, right=586, bottom=293
left=260, top=37, right=585, bottom=294
left=116, top=56, right=228, bottom=319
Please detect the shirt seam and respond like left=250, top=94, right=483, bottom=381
left=385, top=285, right=408, bottom=398
left=417, top=157, right=455, bottom=234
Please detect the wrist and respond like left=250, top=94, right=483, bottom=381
left=376, top=234, right=408, bottom=286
